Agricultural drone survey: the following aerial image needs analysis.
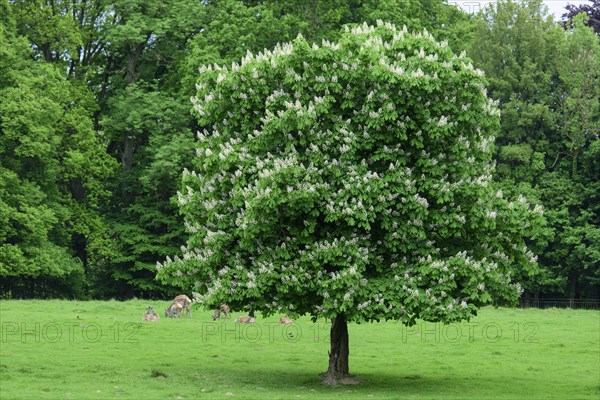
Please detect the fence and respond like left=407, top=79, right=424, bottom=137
left=519, top=298, right=600, bottom=310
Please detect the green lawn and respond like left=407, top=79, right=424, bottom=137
left=0, top=300, right=598, bottom=399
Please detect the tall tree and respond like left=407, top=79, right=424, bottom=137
left=470, top=0, right=600, bottom=300
left=0, top=0, right=116, bottom=298
left=11, top=0, right=113, bottom=98
left=90, top=0, right=206, bottom=298
left=469, top=0, right=562, bottom=297
left=99, top=82, right=196, bottom=298
left=157, top=22, right=544, bottom=381
left=547, top=13, right=600, bottom=300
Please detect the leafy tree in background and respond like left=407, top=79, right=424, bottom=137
left=547, top=13, right=600, bottom=300
left=10, top=0, right=114, bottom=109
left=181, top=0, right=474, bottom=93
left=469, top=0, right=562, bottom=297
left=563, top=0, right=600, bottom=35
left=157, top=22, right=544, bottom=381
left=470, top=0, right=600, bottom=300
left=357, top=0, right=475, bottom=51
left=89, top=0, right=206, bottom=298
left=0, top=0, right=117, bottom=298
left=7, top=0, right=124, bottom=297
left=3, top=0, right=592, bottom=302
left=99, top=82, right=196, bottom=297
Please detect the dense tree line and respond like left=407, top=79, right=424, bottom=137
left=0, top=0, right=598, bottom=301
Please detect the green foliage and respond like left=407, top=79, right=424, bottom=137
left=77, top=0, right=206, bottom=298
left=181, top=0, right=474, bottom=96
left=0, top=2, right=116, bottom=298
left=1, top=0, right=596, bottom=303
left=556, top=13, right=600, bottom=173
left=357, top=0, right=475, bottom=51
left=470, top=0, right=600, bottom=299
left=158, top=23, right=545, bottom=325
left=470, top=0, right=563, bottom=153
left=11, top=0, right=82, bottom=63
left=99, top=85, right=196, bottom=298
left=499, top=144, right=533, bottom=164
left=550, top=13, right=600, bottom=295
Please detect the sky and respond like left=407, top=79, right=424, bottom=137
left=449, top=0, right=590, bottom=19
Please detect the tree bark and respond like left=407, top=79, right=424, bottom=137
left=569, top=277, right=577, bottom=308
left=325, top=314, right=349, bottom=383
left=121, top=42, right=145, bottom=172
left=522, top=290, right=530, bottom=308
left=122, top=132, right=135, bottom=171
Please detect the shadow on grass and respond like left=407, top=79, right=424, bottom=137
left=184, top=365, right=509, bottom=397
left=186, top=365, right=593, bottom=399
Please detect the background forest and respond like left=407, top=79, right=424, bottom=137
left=0, top=0, right=598, bottom=302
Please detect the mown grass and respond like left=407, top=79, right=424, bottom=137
left=0, top=300, right=598, bottom=399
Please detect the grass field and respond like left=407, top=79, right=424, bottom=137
left=0, top=300, right=598, bottom=399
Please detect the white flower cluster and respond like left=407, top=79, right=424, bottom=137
left=486, top=210, right=497, bottom=219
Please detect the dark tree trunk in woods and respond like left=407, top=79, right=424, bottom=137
left=522, top=290, right=530, bottom=307
left=569, top=278, right=577, bottom=308
left=122, top=133, right=134, bottom=171
left=325, top=314, right=349, bottom=383
left=121, top=43, right=145, bottom=172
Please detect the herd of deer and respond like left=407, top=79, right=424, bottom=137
left=142, top=294, right=294, bottom=325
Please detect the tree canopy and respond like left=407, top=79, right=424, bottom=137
left=0, top=0, right=597, bottom=303
left=156, top=20, right=545, bottom=380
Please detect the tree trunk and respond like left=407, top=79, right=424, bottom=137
left=122, top=133, right=135, bottom=171
left=325, top=314, right=349, bottom=383
left=121, top=42, right=144, bottom=172
left=569, top=277, right=577, bottom=308
left=521, top=290, right=530, bottom=308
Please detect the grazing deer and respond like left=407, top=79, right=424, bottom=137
left=212, top=303, right=231, bottom=320
left=165, top=301, right=183, bottom=318
left=279, top=315, right=294, bottom=325
left=142, top=306, right=160, bottom=322
left=171, top=294, right=192, bottom=318
left=234, top=315, right=255, bottom=324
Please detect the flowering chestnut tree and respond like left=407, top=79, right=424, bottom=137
left=157, top=22, right=544, bottom=382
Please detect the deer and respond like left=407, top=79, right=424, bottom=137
left=234, top=315, right=255, bottom=324
left=165, top=294, right=192, bottom=318
left=142, top=306, right=160, bottom=322
left=165, top=301, right=183, bottom=318
left=279, top=315, right=294, bottom=325
left=212, top=303, right=231, bottom=320
left=173, top=294, right=192, bottom=318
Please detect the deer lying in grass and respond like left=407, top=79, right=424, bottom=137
left=279, top=315, right=294, bottom=324
left=142, top=306, right=160, bottom=321
left=165, top=294, right=192, bottom=318
left=234, top=315, right=255, bottom=324
left=212, top=303, right=230, bottom=320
